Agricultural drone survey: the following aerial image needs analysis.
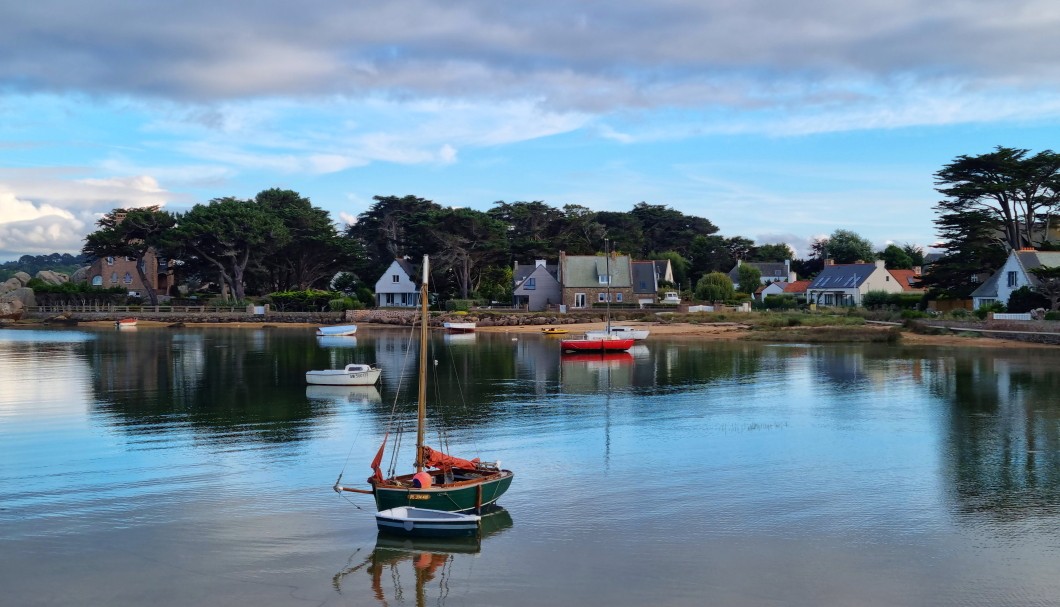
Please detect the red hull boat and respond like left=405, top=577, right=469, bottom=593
left=559, top=337, right=635, bottom=353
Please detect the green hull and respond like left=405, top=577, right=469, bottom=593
left=373, top=471, right=514, bottom=513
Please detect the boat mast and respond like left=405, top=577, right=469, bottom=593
left=604, top=238, right=611, bottom=333
left=415, top=255, right=429, bottom=473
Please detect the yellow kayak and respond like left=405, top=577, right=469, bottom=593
left=541, top=327, right=569, bottom=335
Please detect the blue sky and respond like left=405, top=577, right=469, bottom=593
left=4, top=1, right=1060, bottom=261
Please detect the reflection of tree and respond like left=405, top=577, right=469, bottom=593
left=332, top=507, right=513, bottom=606
left=930, top=353, right=1060, bottom=520
left=85, top=329, right=335, bottom=444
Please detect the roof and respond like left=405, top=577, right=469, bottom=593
left=972, top=249, right=1060, bottom=298
left=514, top=261, right=557, bottom=283
left=395, top=258, right=417, bottom=280
left=653, top=259, right=674, bottom=283
left=631, top=261, right=657, bottom=294
left=727, top=261, right=788, bottom=281
left=969, top=270, right=999, bottom=298
left=560, top=254, right=632, bottom=288
left=783, top=279, right=811, bottom=294
left=807, top=263, right=878, bottom=290
left=887, top=269, right=924, bottom=292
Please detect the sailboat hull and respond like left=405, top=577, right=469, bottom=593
left=373, top=471, right=514, bottom=514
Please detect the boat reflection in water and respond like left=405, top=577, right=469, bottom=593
left=442, top=332, right=477, bottom=345
left=305, top=384, right=382, bottom=405
left=333, top=506, right=513, bottom=605
left=316, top=335, right=358, bottom=348
left=560, top=351, right=635, bottom=393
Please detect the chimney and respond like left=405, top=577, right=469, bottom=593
left=875, top=259, right=886, bottom=269
left=825, top=259, right=834, bottom=266
left=536, top=259, right=547, bottom=268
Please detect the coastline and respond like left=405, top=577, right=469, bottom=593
left=10, top=318, right=1053, bottom=349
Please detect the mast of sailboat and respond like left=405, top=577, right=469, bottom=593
left=604, top=238, right=611, bottom=333
left=415, top=255, right=429, bottom=473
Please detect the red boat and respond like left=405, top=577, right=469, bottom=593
left=559, top=336, right=635, bottom=353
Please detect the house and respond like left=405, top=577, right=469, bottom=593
left=805, top=260, right=904, bottom=306
left=87, top=250, right=172, bottom=298
left=513, top=260, right=561, bottom=311
left=631, top=261, right=660, bottom=306
left=887, top=269, right=925, bottom=293
left=653, top=259, right=675, bottom=286
left=782, top=279, right=812, bottom=302
left=727, top=260, right=796, bottom=291
left=557, top=251, right=633, bottom=310
left=374, top=258, right=421, bottom=308
left=971, top=248, right=1060, bottom=309
left=754, top=282, right=787, bottom=301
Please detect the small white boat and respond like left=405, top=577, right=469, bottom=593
left=305, top=363, right=381, bottom=386
left=442, top=321, right=476, bottom=333
left=115, top=318, right=138, bottom=328
left=375, top=507, right=481, bottom=537
left=584, top=326, right=650, bottom=340
left=316, top=324, right=357, bottom=336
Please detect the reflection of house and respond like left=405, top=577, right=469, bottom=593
left=728, top=260, right=795, bottom=290
left=558, top=252, right=633, bottom=310
left=87, top=251, right=172, bottom=297
left=806, top=260, right=903, bottom=306
left=971, top=248, right=1060, bottom=309
left=513, top=260, right=561, bottom=311
left=374, top=259, right=421, bottom=308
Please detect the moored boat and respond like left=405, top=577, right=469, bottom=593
left=305, top=363, right=381, bottom=386
left=375, top=507, right=481, bottom=537
left=316, top=324, right=357, bottom=336
left=541, top=327, right=569, bottom=335
left=559, top=336, right=635, bottom=353
left=442, top=321, right=476, bottom=333
left=334, top=255, right=513, bottom=514
left=115, top=318, right=137, bottom=328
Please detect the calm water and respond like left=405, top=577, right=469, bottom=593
left=3, top=326, right=1060, bottom=606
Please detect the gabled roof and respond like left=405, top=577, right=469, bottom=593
left=972, top=249, right=1060, bottom=298
left=727, top=261, right=788, bottom=281
left=653, top=259, right=674, bottom=283
left=783, top=279, right=811, bottom=293
left=560, top=254, right=632, bottom=288
left=807, top=263, right=878, bottom=290
left=514, top=261, right=557, bottom=283
left=631, top=261, right=657, bottom=294
left=394, top=258, right=418, bottom=281
left=969, top=270, right=999, bottom=298
left=887, top=269, right=923, bottom=292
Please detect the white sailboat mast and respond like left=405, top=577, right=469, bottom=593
left=415, top=255, right=429, bottom=473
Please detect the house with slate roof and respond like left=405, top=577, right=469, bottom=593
left=513, top=259, right=562, bottom=311
left=632, top=261, right=661, bottom=306
left=374, top=258, right=421, bottom=308
left=727, top=260, right=795, bottom=291
left=558, top=251, right=633, bottom=310
left=971, top=248, right=1060, bottom=309
left=805, top=260, right=903, bottom=306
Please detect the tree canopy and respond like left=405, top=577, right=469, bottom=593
left=82, top=206, right=176, bottom=304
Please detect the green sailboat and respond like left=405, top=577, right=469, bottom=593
left=335, top=255, right=513, bottom=513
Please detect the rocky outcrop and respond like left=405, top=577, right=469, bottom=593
left=70, top=266, right=90, bottom=284
left=34, top=270, right=68, bottom=285
left=1, top=277, right=21, bottom=294
left=1, top=287, right=36, bottom=308
left=14, top=271, right=31, bottom=286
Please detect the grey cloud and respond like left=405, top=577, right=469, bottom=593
left=5, top=1, right=1060, bottom=111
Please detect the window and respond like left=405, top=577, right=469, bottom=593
left=524, top=277, right=536, bottom=290
left=106, top=256, right=114, bottom=266
left=392, top=274, right=400, bottom=283
left=91, top=276, right=103, bottom=286
left=123, top=272, right=133, bottom=284
left=385, top=293, right=395, bottom=305
left=598, top=274, right=610, bottom=285
left=823, top=293, right=834, bottom=305
left=1007, top=271, right=1018, bottom=287
left=616, top=293, right=623, bottom=302
left=574, top=293, right=586, bottom=308
left=110, top=272, right=118, bottom=283
left=598, top=292, right=607, bottom=302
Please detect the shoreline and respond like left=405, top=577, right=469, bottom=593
left=29, top=318, right=1053, bottom=349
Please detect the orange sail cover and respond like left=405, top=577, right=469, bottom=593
left=420, top=445, right=479, bottom=471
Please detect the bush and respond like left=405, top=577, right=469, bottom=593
left=1045, top=311, right=1060, bottom=321
left=446, top=299, right=474, bottom=312
left=763, top=295, right=798, bottom=310
left=695, top=272, right=735, bottom=302
left=974, top=301, right=1006, bottom=320
left=267, top=290, right=339, bottom=311
left=328, top=297, right=363, bottom=311
left=1006, top=286, right=1049, bottom=313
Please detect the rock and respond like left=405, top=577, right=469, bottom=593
left=1, top=287, right=35, bottom=308
left=35, top=270, right=68, bottom=285
left=13, top=272, right=31, bottom=286
left=70, top=266, right=90, bottom=283
left=1, top=277, right=20, bottom=294
left=0, top=298, right=23, bottom=319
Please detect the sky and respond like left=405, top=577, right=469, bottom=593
left=4, top=1, right=1060, bottom=262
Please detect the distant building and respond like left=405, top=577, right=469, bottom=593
left=513, top=260, right=561, bottom=311
left=87, top=252, right=172, bottom=298
left=805, top=260, right=903, bottom=306
left=374, top=258, right=421, bottom=308
left=727, top=260, right=796, bottom=291
left=971, top=248, right=1060, bottom=309
left=557, top=252, right=633, bottom=310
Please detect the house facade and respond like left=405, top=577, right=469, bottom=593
left=806, top=260, right=903, bottom=306
left=557, top=252, right=633, bottom=310
left=631, top=261, right=660, bottom=306
left=87, top=250, right=172, bottom=298
left=374, top=258, right=421, bottom=308
left=971, top=248, right=1060, bottom=309
left=513, top=260, right=562, bottom=311
left=727, top=259, right=796, bottom=291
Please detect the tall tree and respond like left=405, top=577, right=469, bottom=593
left=255, top=188, right=354, bottom=291
left=824, top=229, right=875, bottom=264
left=921, top=209, right=1008, bottom=297
left=595, top=211, right=645, bottom=256
left=173, top=197, right=289, bottom=301
left=935, top=146, right=1060, bottom=250
left=628, top=202, right=718, bottom=257
left=426, top=207, right=508, bottom=299
left=555, top=204, right=605, bottom=254
left=345, top=195, right=440, bottom=280
left=1029, top=266, right=1060, bottom=311
left=880, top=244, right=914, bottom=269
left=82, top=206, right=176, bottom=305
left=751, top=243, right=795, bottom=262
left=487, top=200, right=564, bottom=262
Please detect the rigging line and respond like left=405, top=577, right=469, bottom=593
left=387, top=313, right=421, bottom=477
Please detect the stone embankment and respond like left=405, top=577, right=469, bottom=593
left=346, top=308, right=627, bottom=327
left=911, top=319, right=1060, bottom=346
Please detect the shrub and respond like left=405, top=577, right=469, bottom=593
left=446, top=299, right=473, bottom=312
left=974, top=301, right=1006, bottom=320
left=695, top=272, right=735, bottom=302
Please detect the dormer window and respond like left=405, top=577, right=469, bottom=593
left=598, top=274, right=611, bottom=285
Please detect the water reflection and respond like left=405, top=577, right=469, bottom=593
left=305, top=384, right=382, bottom=405
left=333, top=507, right=513, bottom=605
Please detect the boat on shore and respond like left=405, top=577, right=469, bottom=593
left=115, top=318, right=137, bottom=328
left=442, top=321, right=476, bottom=333
left=584, top=326, right=649, bottom=340
left=317, top=324, right=357, bottom=336
left=306, top=363, right=381, bottom=386
left=375, top=507, right=482, bottom=538
left=334, top=255, right=513, bottom=514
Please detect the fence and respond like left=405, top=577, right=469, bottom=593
left=990, top=312, right=1033, bottom=321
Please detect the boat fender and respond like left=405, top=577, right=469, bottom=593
left=412, top=472, right=432, bottom=488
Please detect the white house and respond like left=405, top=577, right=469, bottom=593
left=374, top=258, right=420, bottom=308
left=513, top=260, right=562, bottom=311
left=971, top=248, right=1060, bottom=309
left=805, top=259, right=903, bottom=306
